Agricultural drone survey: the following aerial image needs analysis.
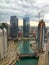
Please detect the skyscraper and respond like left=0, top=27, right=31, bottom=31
left=23, top=17, right=30, bottom=37
left=0, top=28, right=3, bottom=61
left=10, top=16, right=18, bottom=38
left=0, top=27, right=7, bottom=61
left=38, top=20, right=45, bottom=53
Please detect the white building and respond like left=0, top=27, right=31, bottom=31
left=0, top=28, right=7, bottom=61
left=3, top=28, right=7, bottom=58
left=0, top=28, right=3, bottom=61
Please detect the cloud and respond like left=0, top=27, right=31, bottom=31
left=0, top=0, right=49, bottom=22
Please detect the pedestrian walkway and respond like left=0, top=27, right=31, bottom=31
left=38, top=53, right=46, bottom=65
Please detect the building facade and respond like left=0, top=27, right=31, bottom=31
left=23, top=17, right=30, bottom=37
left=0, top=27, right=7, bottom=61
left=38, top=20, right=45, bottom=53
left=10, top=16, right=18, bottom=38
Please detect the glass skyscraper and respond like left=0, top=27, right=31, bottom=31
left=10, top=16, right=18, bottom=38
left=38, top=20, right=45, bottom=53
left=23, top=17, right=30, bottom=37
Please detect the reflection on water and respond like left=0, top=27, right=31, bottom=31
left=15, top=40, right=38, bottom=65
left=17, top=40, right=34, bottom=54
left=23, top=40, right=29, bottom=54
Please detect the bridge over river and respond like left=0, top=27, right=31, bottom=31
left=15, top=40, right=38, bottom=65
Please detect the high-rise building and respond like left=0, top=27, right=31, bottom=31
left=38, top=20, right=45, bottom=53
left=3, top=28, right=7, bottom=57
left=23, top=17, right=30, bottom=37
left=0, top=27, right=7, bottom=61
left=10, top=16, right=18, bottom=38
left=0, top=28, right=3, bottom=61
left=2, top=23, right=10, bottom=38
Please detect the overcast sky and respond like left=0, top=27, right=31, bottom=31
left=0, top=0, right=49, bottom=22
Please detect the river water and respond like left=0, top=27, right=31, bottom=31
left=15, top=40, right=38, bottom=65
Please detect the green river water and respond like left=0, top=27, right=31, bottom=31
left=15, top=40, right=38, bottom=65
